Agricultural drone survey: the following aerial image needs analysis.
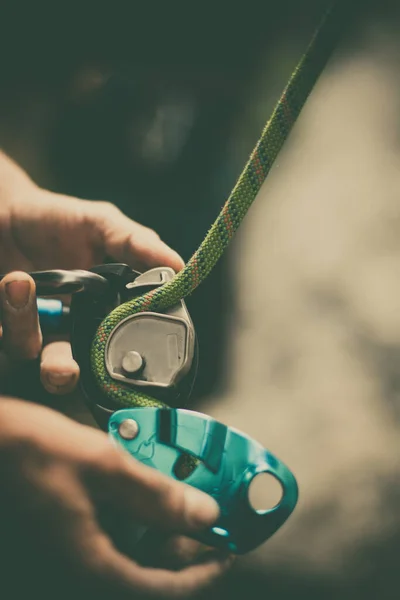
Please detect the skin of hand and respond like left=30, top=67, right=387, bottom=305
left=0, top=150, right=184, bottom=394
left=0, top=399, right=232, bottom=600
left=0, top=151, right=233, bottom=597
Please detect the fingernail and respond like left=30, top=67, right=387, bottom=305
left=184, top=487, right=220, bottom=529
left=5, top=280, right=31, bottom=309
left=46, top=372, right=74, bottom=387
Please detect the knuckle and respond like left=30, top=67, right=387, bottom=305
left=0, top=433, right=47, bottom=490
left=0, top=425, right=36, bottom=459
left=79, top=537, right=109, bottom=575
left=167, top=538, right=196, bottom=565
left=17, top=340, right=42, bottom=361
left=158, top=484, right=185, bottom=525
left=99, top=443, right=125, bottom=471
left=163, top=579, right=191, bottom=600
left=85, top=439, right=125, bottom=474
left=7, top=334, right=42, bottom=361
left=94, top=200, right=120, bottom=218
left=73, top=542, right=114, bottom=591
left=144, top=226, right=160, bottom=240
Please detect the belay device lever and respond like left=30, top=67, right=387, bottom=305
left=109, top=408, right=298, bottom=554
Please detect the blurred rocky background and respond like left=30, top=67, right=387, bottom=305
left=1, top=1, right=400, bottom=598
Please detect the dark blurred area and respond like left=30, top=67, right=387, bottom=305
left=1, top=1, right=400, bottom=599
left=0, top=0, right=339, bottom=400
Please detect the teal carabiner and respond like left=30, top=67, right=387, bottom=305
left=109, top=408, right=298, bottom=554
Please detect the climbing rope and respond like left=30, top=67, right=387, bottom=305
left=91, top=1, right=346, bottom=408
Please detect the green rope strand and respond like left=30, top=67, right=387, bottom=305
left=91, top=1, right=344, bottom=408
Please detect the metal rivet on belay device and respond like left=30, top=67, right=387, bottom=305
left=122, top=351, right=144, bottom=375
left=118, top=419, right=139, bottom=440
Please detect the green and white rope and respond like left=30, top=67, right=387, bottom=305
left=91, top=1, right=345, bottom=408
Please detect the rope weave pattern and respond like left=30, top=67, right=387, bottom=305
left=91, top=2, right=342, bottom=408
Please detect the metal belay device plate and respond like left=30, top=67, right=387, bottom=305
left=105, top=313, right=193, bottom=388
left=104, top=270, right=195, bottom=389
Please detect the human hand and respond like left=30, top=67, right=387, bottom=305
left=0, top=151, right=184, bottom=394
left=0, top=399, right=231, bottom=600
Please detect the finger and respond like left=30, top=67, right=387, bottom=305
left=137, top=531, right=211, bottom=570
left=0, top=271, right=42, bottom=360
left=87, top=446, right=220, bottom=535
left=40, top=473, right=230, bottom=600
left=86, top=534, right=232, bottom=600
left=92, top=202, right=185, bottom=272
left=114, top=553, right=231, bottom=600
left=40, top=341, right=80, bottom=394
left=160, top=536, right=212, bottom=568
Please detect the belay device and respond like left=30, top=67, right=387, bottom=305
left=3, top=1, right=350, bottom=554
left=30, top=264, right=298, bottom=554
